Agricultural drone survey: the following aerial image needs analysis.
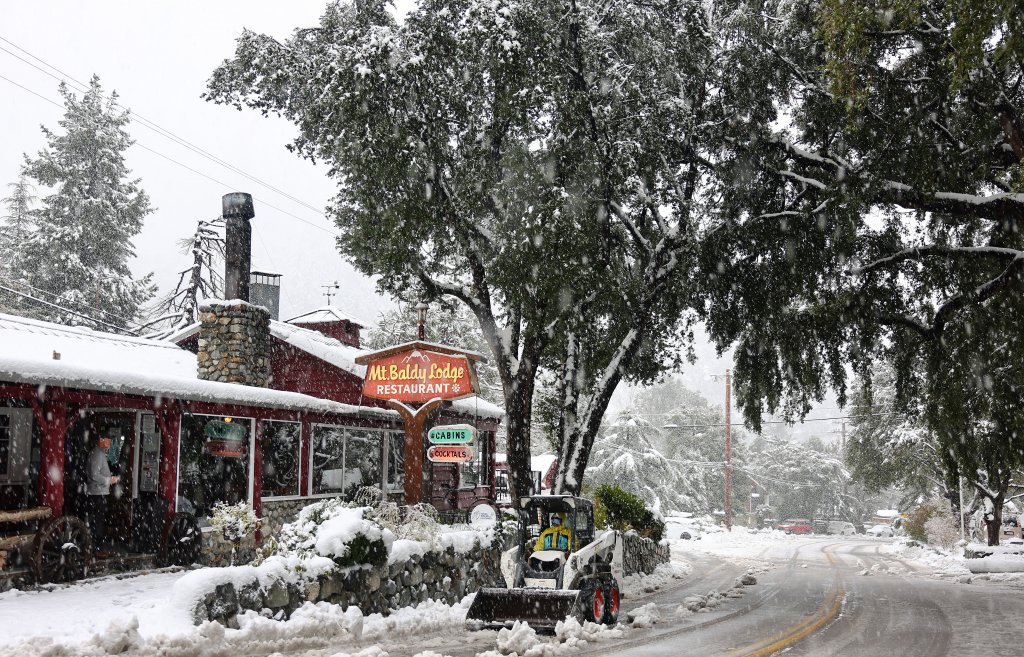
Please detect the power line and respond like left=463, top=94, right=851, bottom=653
left=657, top=412, right=902, bottom=429
left=0, top=34, right=330, bottom=221
left=0, top=71, right=339, bottom=237
left=0, top=275, right=146, bottom=330
left=0, top=284, right=138, bottom=334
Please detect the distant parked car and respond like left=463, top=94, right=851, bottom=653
left=775, top=518, right=814, bottom=534
left=665, top=520, right=702, bottom=540
left=825, top=520, right=857, bottom=536
left=866, top=524, right=895, bottom=537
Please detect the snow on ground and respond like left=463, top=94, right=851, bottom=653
left=621, top=558, right=690, bottom=597
left=0, top=566, right=476, bottom=657
left=881, top=539, right=968, bottom=578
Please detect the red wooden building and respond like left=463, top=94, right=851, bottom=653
left=0, top=305, right=501, bottom=581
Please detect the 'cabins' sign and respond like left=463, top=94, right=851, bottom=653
left=362, top=350, right=477, bottom=403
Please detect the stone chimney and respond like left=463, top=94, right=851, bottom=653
left=196, top=301, right=271, bottom=387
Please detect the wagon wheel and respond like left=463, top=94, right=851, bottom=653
left=159, top=512, right=201, bottom=567
left=33, top=516, right=92, bottom=583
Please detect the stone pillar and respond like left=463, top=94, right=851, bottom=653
left=197, top=300, right=271, bottom=387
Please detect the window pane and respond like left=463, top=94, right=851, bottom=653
left=177, top=415, right=250, bottom=519
left=261, top=421, right=300, bottom=497
left=387, top=432, right=404, bottom=492
left=459, top=431, right=489, bottom=488
left=344, top=429, right=381, bottom=499
left=0, top=414, right=10, bottom=476
left=312, top=425, right=346, bottom=495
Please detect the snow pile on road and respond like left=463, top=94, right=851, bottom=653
left=882, top=539, right=968, bottom=577
left=478, top=617, right=623, bottom=657
left=621, top=559, right=690, bottom=596
left=626, top=602, right=660, bottom=628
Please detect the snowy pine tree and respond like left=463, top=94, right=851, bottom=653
left=17, top=76, right=154, bottom=330
left=0, top=172, right=37, bottom=312
left=586, top=410, right=704, bottom=514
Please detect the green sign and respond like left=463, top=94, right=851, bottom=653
left=428, top=424, right=476, bottom=445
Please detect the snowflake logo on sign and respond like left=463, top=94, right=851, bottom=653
left=452, top=384, right=461, bottom=394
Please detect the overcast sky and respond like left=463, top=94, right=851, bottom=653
left=0, top=1, right=415, bottom=325
left=0, top=1, right=841, bottom=439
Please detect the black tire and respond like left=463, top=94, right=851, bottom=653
left=160, top=512, right=201, bottom=567
left=578, top=578, right=605, bottom=624
left=602, top=578, right=620, bottom=625
left=33, top=516, right=92, bottom=583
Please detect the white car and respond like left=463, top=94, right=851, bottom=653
left=866, top=524, right=895, bottom=537
left=664, top=520, right=702, bottom=540
left=826, top=520, right=857, bottom=536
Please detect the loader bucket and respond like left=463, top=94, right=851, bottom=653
left=467, top=588, right=581, bottom=631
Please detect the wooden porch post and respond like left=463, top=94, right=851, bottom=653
left=252, top=420, right=263, bottom=544
left=156, top=406, right=181, bottom=519
left=388, top=398, right=444, bottom=506
left=37, top=400, right=69, bottom=516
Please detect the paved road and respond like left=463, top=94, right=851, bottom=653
left=328, top=537, right=1024, bottom=657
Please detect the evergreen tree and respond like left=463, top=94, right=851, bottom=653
left=18, top=76, right=154, bottom=330
left=586, top=410, right=701, bottom=514
left=0, top=172, right=37, bottom=312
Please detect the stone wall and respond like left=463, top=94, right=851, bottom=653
left=196, top=300, right=270, bottom=387
left=190, top=542, right=504, bottom=627
left=261, top=499, right=309, bottom=539
left=622, top=532, right=670, bottom=576
left=199, top=530, right=258, bottom=568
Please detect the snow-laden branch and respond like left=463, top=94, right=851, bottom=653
left=850, top=245, right=1023, bottom=276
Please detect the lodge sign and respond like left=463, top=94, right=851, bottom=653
left=362, top=350, right=477, bottom=403
left=428, top=423, right=476, bottom=445
left=427, top=444, right=475, bottom=463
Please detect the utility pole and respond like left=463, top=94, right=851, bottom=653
left=725, top=368, right=732, bottom=532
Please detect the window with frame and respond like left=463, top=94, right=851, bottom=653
left=0, top=414, right=10, bottom=477
left=343, top=429, right=382, bottom=498
left=310, top=425, right=386, bottom=498
left=261, top=421, right=301, bottom=498
left=177, top=414, right=251, bottom=519
left=311, top=425, right=346, bottom=495
left=459, top=430, right=490, bottom=488
left=386, top=431, right=404, bottom=493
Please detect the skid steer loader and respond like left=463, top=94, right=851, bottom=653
left=467, top=495, right=624, bottom=630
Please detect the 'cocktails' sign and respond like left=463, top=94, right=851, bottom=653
left=362, top=349, right=477, bottom=402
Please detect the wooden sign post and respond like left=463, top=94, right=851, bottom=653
left=355, top=341, right=486, bottom=506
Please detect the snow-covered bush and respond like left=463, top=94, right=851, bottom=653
left=208, top=501, right=260, bottom=543
left=924, top=513, right=959, bottom=549
left=351, top=487, right=441, bottom=544
left=258, top=498, right=394, bottom=568
left=594, top=484, right=665, bottom=541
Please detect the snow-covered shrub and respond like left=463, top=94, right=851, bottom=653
left=261, top=498, right=394, bottom=568
left=905, top=502, right=941, bottom=543
left=924, top=513, right=959, bottom=549
left=400, top=503, right=441, bottom=543
left=351, top=487, right=441, bottom=544
left=594, top=484, right=665, bottom=541
left=208, top=501, right=260, bottom=543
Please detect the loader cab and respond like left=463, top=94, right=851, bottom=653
left=516, top=495, right=592, bottom=589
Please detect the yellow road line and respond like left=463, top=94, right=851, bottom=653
left=722, top=545, right=845, bottom=657
left=729, top=588, right=845, bottom=657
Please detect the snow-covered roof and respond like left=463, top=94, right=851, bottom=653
left=164, top=319, right=504, bottom=419
left=0, top=313, right=394, bottom=417
left=286, top=306, right=367, bottom=327
left=494, top=453, right=557, bottom=474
